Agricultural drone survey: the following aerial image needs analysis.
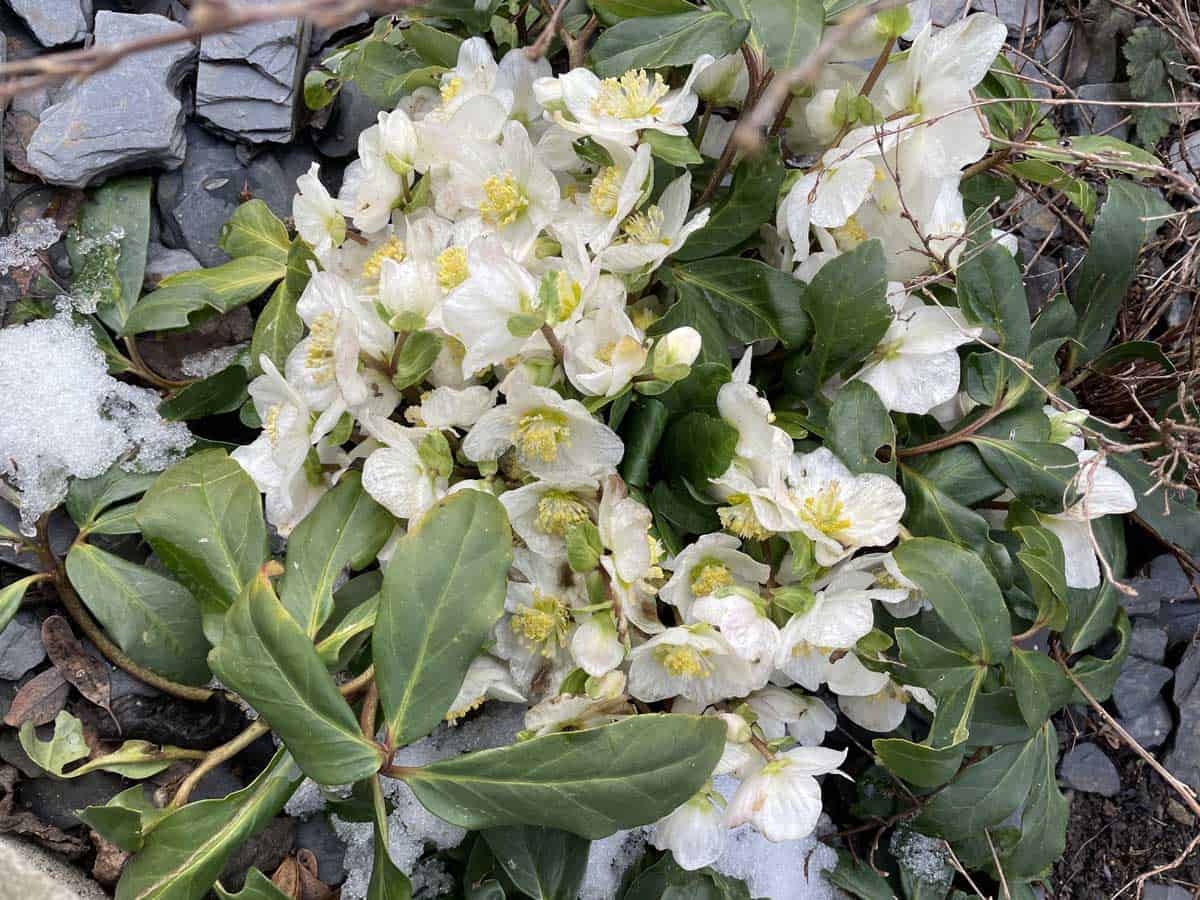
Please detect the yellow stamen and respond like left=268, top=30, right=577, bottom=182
left=436, top=246, right=469, bottom=291
left=621, top=206, right=669, bottom=245
left=830, top=215, right=868, bottom=251
left=657, top=644, right=709, bottom=679
left=511, top=590, right=571, bottom=654
left=514, top=409, right=571, bottom=463
left=361, top=236, right=406, bottom=282
left=549, top=271, right=582, bottom=323
left=690, top=561, right=734, bottom=598
left=440, top=76, right=464, bottom=104
left=304, top=312, right=337, bottom=384
left=798, top=482, right=852, bottom=537
left=591, top=70, right=670, bottom=119
left=535, top=490, right=590, bottom=536
left=589, top=165, right=624, bottom=217
left=719, top=497, right=771, bottom=541
left=480, top=173, right=529, bottom=227
left=264, top=404, right=281, bottom=447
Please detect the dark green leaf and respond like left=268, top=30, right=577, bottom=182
left=250, top=282, right=304, bottom=379
left=915, top=738, right=1040, bottom=836
left=675, top=143, right=786, bottom=260
left=123, top=256, right=286, bottom=335
left=65, top=545, right=210, bottom=685
left=1107, top=452, right=1200, bottom=557
left=209, top=571, right=386, bottom=784
left=158, top=366, right=248, bottom=421
left=956, top=236, right=1031, bottom=358
left=279, top=472, right=393, bottom=637
left=286, top=238, right=319, bottom=296
left=391, top=330, right=443, bottom=391
left=894, top=627, right=980, bottom=697
left=215, top=870, right=291, bottom=900
left=1085, top=339, right=1176, bottom=377
left=661, top=412, right=738, bottom=489
left=355, top=42, right=428, bottom=107
left=590, top=11, right=750, bottom=77
left=1001, top=723, right=1068, bottom=881
left=481, top=826, right=589, bottom=900
left=404, top=715, right=725, bottom=838
left=641, top=130, right=703, bottom=167
left=893, top=538, right=1011, bottom=664
left=900, top=464, right=992, bottom=550
left=589, top=0, right=695, bottom=25
left=622, top=853, right=752, bottom=899
left=874, top=737, right=966, bottom=789
left=827, top=382, right=896, bottom=477
left=78, top=785, right=163, bottom=853
left=619, top=398, right=670, bottom=488
left=1007, top=648, right=1072, bottom=729
left=647, top=295, right=730, bottom=367
left=375, top=491, right=512, bottom=748
left=1070, top=608, right=1131, bottom=703
left=402, top=22, right=463, bottom=67
left=824, top=851, right=896, bottom=900
left=66, top=465, right=159, bottom=528
left=709, top=0, right=823, bottom=70
left=969, top=437, right=1078, bottom=514
left=665, top=257, right=810, bottom=347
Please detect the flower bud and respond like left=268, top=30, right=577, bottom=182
left=652, top=326, right=702, bottom=383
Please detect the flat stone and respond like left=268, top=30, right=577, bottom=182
left=1130, top=619, right=1169, bottom=663
left=219, top=816, right=295, bottom=891
left=1118, top=697, right=1173, bottom=750
left=295, top=815, right=348, bottom=885
left=4, top=0, right=92, bottom=47
left=1059, top=743, right=1121, bottom=797
left=972, top=0, right=1039, bottom=31
left=314, top=81, right=379, bottom=158
left=1174, top=639, right=1200, bottom=706
left=157, top=124, right=299, bottom=266
left=1065, top=83, right=1132, bottom=141
left=144, top=242, right=201, bottom=289
left=0, top=835, right=108, bottom=900
left=1165, top=657, right=1200, bottom=791
left=16, top=770, right=125, bottom=831
left=0, top=610, right=45, bottom=679
left=1143, top=884, right=1193, bottom=900
left=1112, top=657, right=1173, bottom=718
left=1168, top=131, right=1200, bottom=178
left=1035, top=21, right=1073, bottom=80
left=195, top=2, right=310, bottom=144
left=26, top=11, right=195, bottom=187
left=1024, top=254, right=1060, bottom=315
left=1016, top=193, right=1059, bottom=242
left=1159, top=599, right=1200, bottom=648
left=1125, top=555, right=1192, bottom=618
left=0, top=502, right=76, bottom=573
left=930, top=0, right=969, bottom=25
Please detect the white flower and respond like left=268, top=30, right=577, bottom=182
left=342, top=109, right=419, bottom=234
left=743, top=687, right=836, bottom=747
left=444, top=655, right=526, bottom=723
left=651, top=791, right=726, bottom=870
left=850, top=286, right=982, bottom=415
left=693, top=53, right=749, bottom=106
left=494, top=550, right=586, bottom=690
left=775, top=575, right=877, bottom=690
left=569, top=141, right=653, bottom=253
left=1041, top=449, right=1136, bottom=589
left=691, top=589, right=780, bottom=669
left=405, top=385, right=495, bottom=431
left=597, top=475, right=658, bottom=584
left=435, top=36, right=500, bottom=117
left=563, top=300, right=647, bottom=398
left=523, top=692, right=632, bottom=737
left=840, top=679, right=936, bottom=732
left=293, top=163, right=346, bottom=260
left=598, top=172, right=711, bottom=273
left=500, top=479, right=598, bottom=560
left=653, top=326, right=702, bottom=379
left=660, top=533, right=771, bottom=620
left=539, top=57, right=714, bottom=145
left=784, top=447, right=906, bottom=566
left=359, top=413, right=444, bottom=521
left=724, top=746, right=849, bottom=842
left=571, top=612, right=624, bottom=676
left=463, top=379, right=624, bottom=480
left=629, top=625, right=761, bottom=707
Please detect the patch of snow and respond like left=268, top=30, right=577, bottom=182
left=284, top=779, right=327, bottom=820
left=180, top=342, right=249, bottom=378
left=0, top=315, right=192, bottom=532
left=0, top=218, right=62, bottom=274
left=890, top=827, right=952, bottom=889
left=412, top=857, right=456, bottom=898
left=579, top=828, right=650, bottom=900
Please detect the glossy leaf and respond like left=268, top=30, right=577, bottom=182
left=0, top=574, right=41, bottom=635
left=675, top=143, right=786, bottom=260
left=123, top=256, right=286, bottom=335
left=900, top=463, right=992, bottom=549
left=249, top=282, right=304, bottom=379
left=893, top=538, right=1011, bottom=664
left=136, top=450, right=269, bottom=642
left=402, top=714, right=726, bottom=838
left=356, top=42, right=428, bottom=107
left=214, top=870, right=290, bottom=900
left=589, top=0, right=695, bottom=25
left=69, top=176, right=152, bottom=333
left=158, top=366, right=249, bottom=421
left=709, top=0, right=823, bottom=70
left=827, top=382, right=896, bottom=478
left=874, top=737, right=966, bottom=789
left=661, top=411, right=738, bottom=489
left=665, top=257, right=811, bottom=347
left=1108, top=452, right=1200, bottom=557
left=66, top=461, right=159, bottom=528
left=78, top=785, right=165, bottom=853
left=209, top=571, right=385, bottom=784
left=286, top=237, right=319, bottom=296
left=619, top=397, right=670, bottom=487
left=1001, top=723, right=1068, bottom=881
left=956, top=236, right=1031, bottom=357
left=590, top=11, right=750, bottom=77
left=18, top=710, right=89, bottom=777
left=375, top=491, right=513, bottom=748
left=481, top=826, right=590, bottom=900
left=402, top=22, right=463, bottom=67
left=115, top=749, right=302, bottom=900
left=914, top=737, right=1040, bottom=836
left=621, top=852, right=752, bottom=899
left=65, top=544, right=210, bottom=685
left=1007, top=648, right=1072, bottom=729
left=279, top=472, right=392, bottom=637
left=218, top=200, right=289, bottom=263
left=641, top=130, right=703, bottom=166
left=316, top=593, right=380, bottom=668
left=894, top=627, right=981, bottom=697
left=367, top=776, right=414, bottom=900
left=969, top=437, right=1079, bottom=514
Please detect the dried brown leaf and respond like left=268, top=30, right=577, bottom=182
left=41, top=615, right=112, bottom=716
left=2, top=667, right=69, bottom=727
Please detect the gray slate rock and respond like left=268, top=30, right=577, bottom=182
left=195, top=5, right=310, bottom=144
left=1130, top=619, right=1169, bottom=664
left=1119, top=697, right=1173, bottom=750
left=1066, top=83, right=1132, bottom=141
left=314, top=81, right=379, bottom=158
left=1125, top=555, right=1191, bottom=618
left=1165, top=652, right=1200, bottom=791
left=0, top=502, right=76, bottom=573
left=0, top=610, right=45, bottom=680
left=929, top=0, right=969, bottom=25
left=972, top=0, right=1039, bottom=31
left=0, top=835, right=108, bottom=900
left=1168, top=131, right=1200, bottom=178
left=1174, top=639, right=1200, bottom=706
left=157, top=124, right=297, bottom=266
left=4, top=0, right=92, bottom=47
left=1035, top=21, right=1072, bottom=80
left=144, top=241, right=201, bottom=288
left=1113, top=657, right=1173, bottom=717
left=16, top=770, right=125, bottom=830
left=295, top=815, right=347, bottom=884
left=1059, top=743, right=1120, bottom=797
left=1143, top=883, right=1194, bottom=900
left=26, top=11, right=195, bottom=187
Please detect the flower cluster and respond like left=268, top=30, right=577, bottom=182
left=232, top=8, right=1131, bottom=869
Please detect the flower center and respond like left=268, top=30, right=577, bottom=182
left=264, top=404, right=282, bottom=447
left=514, top=409, right=571, bottom=463
left=436, top=247, right=469, bottom=291
left=690, top=561, right=734, bottom=598
left=592, top=70, right=669, bottom=119
left=656, top=644, right=710, bottom=679
left=304, top=312, right=337, bottom=384
left=512, top=591, right=571, bottom=652
left=589, top=165, right=624, bottom=216
left=621, top=206, right=668, bottom=245
left=480, top=173, right=529, bottom=227
left=535, top=490, right=590, bottom=535
left=799, top=482, right=852, bottom=537
left=361, top=236, right=406, bottom=282
left=440, top=76, right=464, bottom=104
left=719, top=496, right=771, bottom=541
left=830, top=215, right=868, bottom=251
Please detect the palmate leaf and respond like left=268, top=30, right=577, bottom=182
left=402, top=715, right=725, bottom=838
left=374, top=491, right=513, bottom=748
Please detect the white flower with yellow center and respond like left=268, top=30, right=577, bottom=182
left=358, top=412, right=446, bottom=522
left=494, top=549, right=587, bottom=690
left=404, top=385, right=495, bottom=432
left=849, top=285, right=982, bottom=415
left=340, top=109, right=419, bottom=234
left=628, top=625, right=760, bottom=707
left=500, top=479, right=598, bottom=560
left=839, top=678, right=936, bottom=733
left=784, top=447, right=906, bottom=566
left=691, top=587, right=780, bottom=671
left=563, top=300, right=648, bottom=398
left=598, top=172, right=711, bottom=273
left=724, top=746, right=849, bottom=842
left=598, top=475, right=659, bottom=585
left=570, top=611, right=625, bottom=676
left=463, top=379, right=624, bottom=480
left=774, top=571, right=878, bottom=691
left=660, top=533, right=771, bottom=620
left=435, top=37, right=501, bottom=117
left=565, top=141, right=652, bottom=253
left=293, top=163, right=346, bottom=261
left=523, top=691, right=633, bottom=737
left=536, top=56, right=714, bottom=145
